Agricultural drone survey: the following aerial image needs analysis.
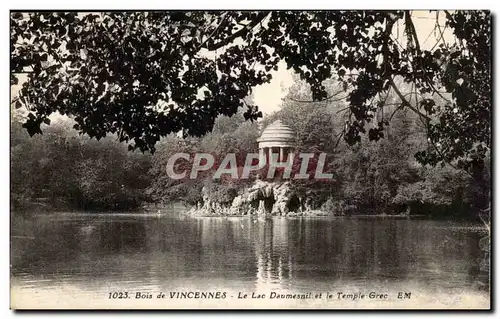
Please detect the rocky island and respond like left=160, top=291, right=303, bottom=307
left=188, top=120, right=338, bottom=218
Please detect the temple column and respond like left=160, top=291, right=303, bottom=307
left=279, top=147, right=284, bottom=163
left=259, top=147, right=265, bottom=168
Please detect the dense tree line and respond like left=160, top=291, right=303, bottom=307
left=11, top=115, right=152, bottom=211
left=270, top=78, right=489, bottom=217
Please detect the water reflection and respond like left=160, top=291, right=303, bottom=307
left=11, top=213, right=488, bottom=295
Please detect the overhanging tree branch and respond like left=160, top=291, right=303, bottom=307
left=202, top=12, right=270, bottom=51
left=433, top=11, right=449, bottom=51
left=389, top=77, right=431, bottom=122
left=405, top=12, right=452, bottom=104
left=405, top=11, right=421, bottom=52
left=287, top=90, right=349, bottom=103
left=199, top=12, right=229, bottom=50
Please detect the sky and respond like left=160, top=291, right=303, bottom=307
left=252, top=61, right=295, bottom=115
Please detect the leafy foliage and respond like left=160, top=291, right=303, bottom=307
left=11, top=11, right=490, bottom=172
left=11, top=117, right=152, bottom=210
left=277, top=79, right=487, bottom=216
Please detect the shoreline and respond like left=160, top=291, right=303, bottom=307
left=11, top=202, right=483, bottom=222
left=189, top=213, right=427, bottom=219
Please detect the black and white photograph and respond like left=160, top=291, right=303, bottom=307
left=9, top=9, right=491, bottom=310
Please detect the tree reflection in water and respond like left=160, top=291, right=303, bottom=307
left=11, top=214, right=488, bottom=295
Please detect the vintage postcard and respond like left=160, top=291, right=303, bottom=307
left=10, top=10, right=491, bottom=310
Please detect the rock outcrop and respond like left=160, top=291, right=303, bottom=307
left=189, top=180, right=308, bottom=217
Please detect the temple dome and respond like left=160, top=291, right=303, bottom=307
left=257, top=120, right=295, bottom=149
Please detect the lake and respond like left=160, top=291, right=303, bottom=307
left=10, top=210, right=490, bottom=309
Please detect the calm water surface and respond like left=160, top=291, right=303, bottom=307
left=11, top=210, right=490, bottom=309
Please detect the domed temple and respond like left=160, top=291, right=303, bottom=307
left=257, top=120, right=296, bottom=164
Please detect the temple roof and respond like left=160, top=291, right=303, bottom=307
left=257, top=120, right=295, bottom=146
